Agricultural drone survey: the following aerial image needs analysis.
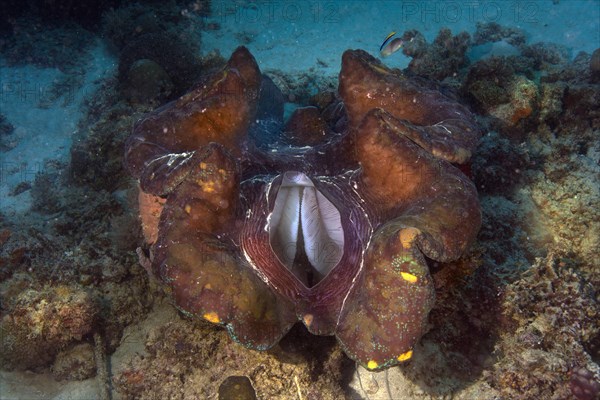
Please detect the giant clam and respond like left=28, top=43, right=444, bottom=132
left=125, top=46, right=481, bottom=370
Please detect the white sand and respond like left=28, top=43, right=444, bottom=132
left=0, top=39, right=115, bottom=216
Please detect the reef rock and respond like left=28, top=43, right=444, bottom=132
left=400, top=28, right=471, bottom=81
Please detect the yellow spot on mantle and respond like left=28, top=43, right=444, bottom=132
left=203, top=312, right=220, bottom=324
left=399, top=228, right=420, bottom=248
left=397, top=349, right=413, bottom=362
left=203, top=184, right=215, bottom=193
left=184, top=204, right=192, bottom=214
left=367, top=360, right=378, bottom=370
left=303, top=314, right=314, bottom=327
left=199, top=162, right=208, bottom=169
left=196, top=179, right=216, bottom=193
left=400, top=272, right=418, bottom=283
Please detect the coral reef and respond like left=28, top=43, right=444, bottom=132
left=0, top=114, right=14, bottom=136
left=472, top=21, right=527, bottom=47
left=0, top=207, right=152, bottom=349
left=100, top=2, right=211, bottom=104
left=463, top=29, right=596, bottom=139
left=121, top=58, right=174, bottom=105
left=0, top=0, right=122, bottom=28
left=521, top=42, right=571, bottom=69
left=487, top=75, right=538, bottom=126
left=400, top=28, right=471, bottom=81
left=1, top=140, right=153, bottom=370
left=0, top=18, right=95, bottom=72
left=113, top=309, right=349, bottom=399
left=571, top=367, right=600, bottom=400
left=51, top=343, right=96, bottom=381
left=101, top=3, right=178, bottom=54
left=69, top=76, right=145, bottom=190
left=117, top=32, right=203, bottom=100
left=527, top=147, right=600, bottom=275
left=463, top=22, right=599, bottom=400
left=265, top=68, right=338, bottom=104
left=488, top=250, right=600, bottom=399
left=0, top=284, right=98, bottom=371
left=471, top=131, right=529, bottom=195
left=591, top=48, right=600, bottom=77
left=101, top=1, right=210, bottom=54
left=0, top=113, right=16, bottom=151
left=463, top=56, right=537, bottom=132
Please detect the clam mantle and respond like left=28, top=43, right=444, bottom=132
left=124, top=46, right=481, bottom=370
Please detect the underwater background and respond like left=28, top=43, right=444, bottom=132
left=0, top=0, right=599, bottom=399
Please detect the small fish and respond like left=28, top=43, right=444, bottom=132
left=379, top=31, right=404, bottom=57
left=379, top=31, right=397, bottom=52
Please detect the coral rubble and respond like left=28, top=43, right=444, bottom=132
left=113, top=307, right=349, bottom=399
